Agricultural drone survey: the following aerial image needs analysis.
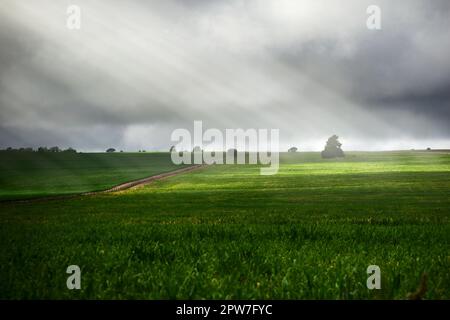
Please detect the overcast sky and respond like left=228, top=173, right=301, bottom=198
left=0, top=0, right=449, bottom=151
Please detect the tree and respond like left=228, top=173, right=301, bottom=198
left=288, top=147, right=298, bottom=153
left=106, top=148, right=116, bottom=153
left=49, top=146, right=61, bottom=153
left=63, top=147, right=77, bottom=153
left=321, top=135, right=344, bottom=159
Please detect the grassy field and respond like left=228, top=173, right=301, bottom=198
left=0, top=151, right=449, bottom=299
left=0, top=152, right=188, bottom=200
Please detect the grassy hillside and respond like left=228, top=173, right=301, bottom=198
left=0, top=152, right=189, bottom=200
left=0, top=151, right=449, bottom=299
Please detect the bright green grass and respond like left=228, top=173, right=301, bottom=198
left=0, top=151, right=449, bottom=299
left=0, top=152, right=189, bottom=200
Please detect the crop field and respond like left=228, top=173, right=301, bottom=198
left=0, top=152, right=188, bottom=200
left=0, top=151, right=449, bottom=299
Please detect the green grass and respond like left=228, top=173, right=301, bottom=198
left=0, top=152, right=189, bottom=200
left=0, top=151, right=449, bottom=299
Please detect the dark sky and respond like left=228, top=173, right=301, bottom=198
left=0, top=0, right=449, bottom=151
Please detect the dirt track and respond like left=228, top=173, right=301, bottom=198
left=84, top=164, right=206, bottom=194
left=2, top=164, right=206, bottom=204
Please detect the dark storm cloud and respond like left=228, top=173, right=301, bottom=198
left=0, top=0, right=449, bottom=151
left=278, top=33, right=450, bottom=132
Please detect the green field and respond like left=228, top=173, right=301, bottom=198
left=0, top=151, right=449, bottom=299
left=0, top=152, right=188, bottom=200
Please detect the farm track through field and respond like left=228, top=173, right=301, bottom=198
left=1, top=164, right=207, bottom=204
left=84, top=164, right=206, bottom=194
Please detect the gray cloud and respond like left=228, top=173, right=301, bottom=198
left=0, top=0, right=449, bottom=151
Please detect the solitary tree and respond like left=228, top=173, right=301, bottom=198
left=288, top=147, right=298, bottom=153
left=106, top=148, right=116, bottom=153
left=321, top=135, right=344, bottom=159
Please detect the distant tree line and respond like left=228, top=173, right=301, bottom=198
left=169, top=135, right=346, bottom=160
left=1, top=135, right=346, bottom=158
left=1, top=146, right=77, bottom=153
